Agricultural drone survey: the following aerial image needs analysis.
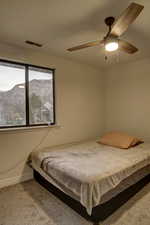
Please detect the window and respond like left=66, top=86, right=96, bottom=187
left=0, top=60, right=55, bottom=128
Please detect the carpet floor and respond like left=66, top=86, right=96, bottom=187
left=0, top=180, right=150, bottom=225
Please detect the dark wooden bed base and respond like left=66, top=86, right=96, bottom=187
left=34, top=170, right=150, bottom=223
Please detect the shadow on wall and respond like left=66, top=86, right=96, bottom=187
left=0, top=126, right=63, bottom=178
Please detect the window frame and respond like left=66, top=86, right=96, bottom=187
left=0, top=59, right=55, bottom=129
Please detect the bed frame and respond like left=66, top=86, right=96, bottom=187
left=34, top=170, right=150, bottom=223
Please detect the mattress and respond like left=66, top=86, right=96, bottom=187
left=31, top=140, right=150, bottom=215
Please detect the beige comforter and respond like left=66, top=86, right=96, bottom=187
left=31, top=141, right=150, bottom=215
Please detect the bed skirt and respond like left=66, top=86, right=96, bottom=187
left=34, top=169, right=150, bottom=223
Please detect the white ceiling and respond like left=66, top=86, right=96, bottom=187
left=0, top=0, right=149, bottom=68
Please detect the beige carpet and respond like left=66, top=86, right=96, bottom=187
left=0, top=180, right=150, bottom=225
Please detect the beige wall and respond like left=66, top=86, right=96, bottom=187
left=0, top=44, right=104, bottom=187
left=104, top=58, right=150, bottom=140
left=1, top=44, right=150, bottom=188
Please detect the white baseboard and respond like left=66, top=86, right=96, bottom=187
left=0, top=172, right=33, bottom=189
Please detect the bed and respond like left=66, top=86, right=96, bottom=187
left=31, top=140, right=150, bottom=222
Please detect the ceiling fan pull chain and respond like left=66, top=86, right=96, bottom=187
left=116, top=50, right=120, bottom=64
left=105, top=55, right=108, bottom=61
left=104, top=50, right=108, bottom=61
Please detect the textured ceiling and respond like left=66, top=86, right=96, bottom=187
left=0, top=0, right=149, bottom=68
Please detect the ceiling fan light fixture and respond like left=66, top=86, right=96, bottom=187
left=105, top=41, right=118, bottom=52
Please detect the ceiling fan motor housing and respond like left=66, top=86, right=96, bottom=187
left=105, top=17, right=115, bottom=27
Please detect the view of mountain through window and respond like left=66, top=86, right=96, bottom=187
left=0, top=63, right=26, bottom=126
left=29, top=67, right=54, bottom=125
left=0, top=61, right=55, bottom=128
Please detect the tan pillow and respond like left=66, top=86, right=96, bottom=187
left=98, top=131, right=143, bottom=149
left=130, top=138, right=143, bottom=147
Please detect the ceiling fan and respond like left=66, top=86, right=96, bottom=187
left=67, top=2, right=144, bottom=54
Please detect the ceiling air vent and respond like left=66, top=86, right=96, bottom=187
left=25, top=40, right=43, bottom=47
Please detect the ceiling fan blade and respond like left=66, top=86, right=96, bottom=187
left=67, top=40, right=104, bottom=51
left=111, top=2, right=144, bottom=37
left=119, top=39, right=138, bottom=54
